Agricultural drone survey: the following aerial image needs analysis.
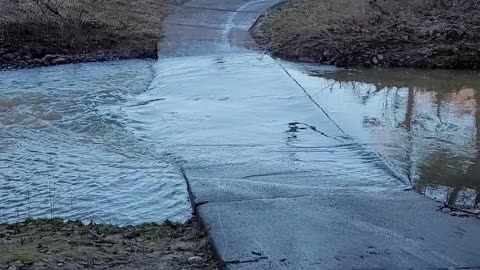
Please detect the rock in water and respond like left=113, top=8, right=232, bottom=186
left=455, top=188, right=477, bottom=208
left=424, top=185, right=452, bottom=203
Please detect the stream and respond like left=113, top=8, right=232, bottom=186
left=1, top=6, right=479, bottom=223
left=1, top=54, right=478, bottom=224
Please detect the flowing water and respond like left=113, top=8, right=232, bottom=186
left=1, top=49, right=479, bottom=224
left=0, top=60, right=191, bottom=224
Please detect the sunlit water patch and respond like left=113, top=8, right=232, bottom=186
left=0, top=60, right=191, bottom=224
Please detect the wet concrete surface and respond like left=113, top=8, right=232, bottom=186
left=158, top=0, right=280, bottom=56
left=151, top=0, right=480, bottom=269
left=199, top=192, right=480, bottom=269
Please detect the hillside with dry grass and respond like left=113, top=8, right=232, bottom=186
left=0, top=0, right=184, bottom=69
left=251, top=0, right=480, bottom=68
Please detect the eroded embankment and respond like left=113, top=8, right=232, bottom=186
left=251, top=0, right=480, bottom=68
left=0, top=0, right=185, bottom=70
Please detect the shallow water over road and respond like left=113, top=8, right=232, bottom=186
left=1, top=55, right=478, bottom=224
left=128, top=53, right=479, bottom=208
left=128, top=53, right=406, bottom=195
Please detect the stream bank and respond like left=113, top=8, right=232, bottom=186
left=0, top=0, right=185, bottom=70
left=251, top=0, right=480, bottom=68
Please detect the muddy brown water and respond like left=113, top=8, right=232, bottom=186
left=292, top=65, right=480, bottom=207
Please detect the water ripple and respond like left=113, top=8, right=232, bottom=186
left=0, top=60, right=190, bottom=224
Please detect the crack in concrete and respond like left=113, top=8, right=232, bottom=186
left=195, top=201, right=209, bottom=207
left=193, top=193, right=336, bottom=208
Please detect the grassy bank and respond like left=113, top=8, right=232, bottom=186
left=0, top=0, right=184, bottom=69
left=251, top=0, right=480, bottom=68
left=0, top=218, right=219, bottom=269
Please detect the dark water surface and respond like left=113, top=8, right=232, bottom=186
left=1, top=55, right=478, bottom=224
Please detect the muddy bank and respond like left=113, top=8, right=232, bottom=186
left=251, top=0, right=480, bottom=69
left=0, top=0, right=184, bottom=70
left=0, top=218, right=219, bottom=270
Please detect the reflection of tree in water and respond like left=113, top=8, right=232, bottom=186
left=315, top=68, right=480, bottom=207
left=413, top=87, right=479, bottom=206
